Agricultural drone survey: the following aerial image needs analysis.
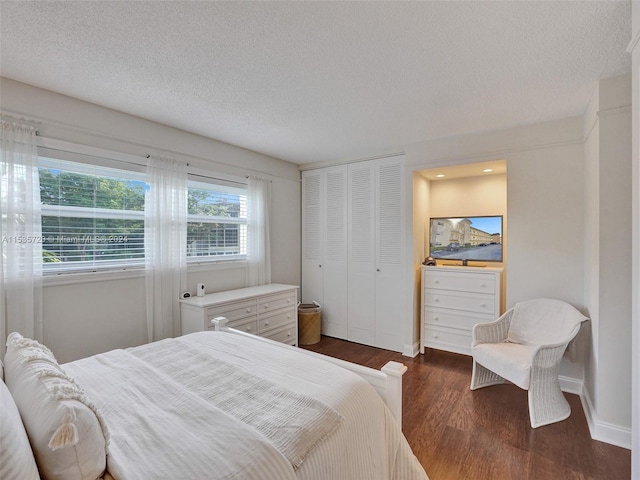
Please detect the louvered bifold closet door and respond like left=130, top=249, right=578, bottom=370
left=374, top=157, right=405, bottom=352
left=302, top=171, right=323, bottom=308
left=347, top=162, right=376, bottom=346
left=322, top=166, right=348, bottom=338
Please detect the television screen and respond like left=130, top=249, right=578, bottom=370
left=429, top=216, right=503, bottom=262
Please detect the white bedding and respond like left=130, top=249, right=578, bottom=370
left=63, top=331, right=427, bottom=480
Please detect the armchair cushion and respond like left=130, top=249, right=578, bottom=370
left=472, top=342, right=537, bottom=389
left=507, top=298, right=588, bottom=346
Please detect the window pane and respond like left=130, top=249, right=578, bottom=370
left=39, top=166, right=145, bottom=211
left=188, top=187, right=243, bottom=218
left=38, top=157, right=147, bottom=271
left=187, top=223, right=246, bottom=256
left=41, top=217, right=144, bottom=265
left=187, top=181, right=247, bottom=259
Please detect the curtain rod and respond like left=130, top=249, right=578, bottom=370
left=146, top=153, right=190, bottom=166
left=145, top=153, right=249, bottom=186
left=6, top=109, right=297, bottom=183
left=1, top=114, right=42, bottom=135
left=245, top=175, right=273, bottom=182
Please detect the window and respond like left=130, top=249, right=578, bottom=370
left=187, top=180, right=247, bottom=261
left=35, top=151, right=248, bottom=274
left=38, top=157, right=147, bottom=272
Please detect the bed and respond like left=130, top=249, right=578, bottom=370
left=1, top=318, right=428, bottom=480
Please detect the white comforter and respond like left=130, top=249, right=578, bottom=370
left=64, top=331, right=427, bottom=480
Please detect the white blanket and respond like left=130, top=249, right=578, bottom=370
left=64, top=332, right=428, bottom=480
left=126, top=337, right=343, bottom=469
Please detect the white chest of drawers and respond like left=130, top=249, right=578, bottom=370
left=420, top=266, right=502, bottom=356
left=180, top=284, right=299, bottom=346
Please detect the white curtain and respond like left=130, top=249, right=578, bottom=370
left=246, top=176, right=271, bottom=287
left=0, top=121, right=43, bottom=354
left=145, top=155, right=187, bottom=342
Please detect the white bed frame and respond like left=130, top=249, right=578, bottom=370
left=212, top=317, right=407, bottom=426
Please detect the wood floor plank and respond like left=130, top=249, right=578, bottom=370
left=302, top=336, right=631, bottom=480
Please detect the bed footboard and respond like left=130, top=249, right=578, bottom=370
left=212, top=317, right=407, bottom=426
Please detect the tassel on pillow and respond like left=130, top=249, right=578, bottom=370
left=48, top=409, right=79, bottom=451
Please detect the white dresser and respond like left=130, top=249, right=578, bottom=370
left=420, top=266, right=502, bottom=356
left=180, top=284, right=299, bottom=346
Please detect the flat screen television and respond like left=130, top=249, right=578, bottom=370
left=429, top=215, right=503, bottom=262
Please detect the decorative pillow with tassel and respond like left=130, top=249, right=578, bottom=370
left=4, top=333, right=108, bottom=480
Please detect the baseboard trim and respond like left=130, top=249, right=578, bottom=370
left=403, top=342, right=420, bottom=357
left=559, top=375, right=583, bottom=395
left=578, top=382, right=632, bottom=450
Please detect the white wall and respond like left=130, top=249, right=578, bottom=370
left=583, top=74, right=632, bottom=445
left=428, top=174, right=507, bottom=221
left=506, top=143, right=585, bottom=308
left=0, top=77, right=301, bottom=363
left=630, top=2, right=640, bottom=474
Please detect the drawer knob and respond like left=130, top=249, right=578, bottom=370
left=265, top=321, right=270, bottom=326
left=246, top=308, right=251, bottom=313
left=246, top=326, right=252, bottom=331
left=264, top=304, right=269, bottom=309
left=434, top=335, right=439, bottom=339
left=287, top=332, right=291, bottom=337
left=434, top=316, right=439, bottom=321
left=287, top=314, right=291, bottom=319
left=287, top=299, right=291, bottom=303
left=434, top=298, right=439, bottom=302
left=434, top=280, right=440, bottom=284
left=481, top=284, right=487, bottom=288
left=481, top=304, right=487, bottom=308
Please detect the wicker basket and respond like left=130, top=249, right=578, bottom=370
left=298, top=303, right=321, bottom=345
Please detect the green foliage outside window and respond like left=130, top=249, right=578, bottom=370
left=39, top=167, right=145, bottom=264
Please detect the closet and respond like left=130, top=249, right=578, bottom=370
left=301, top=165, right=349, bottom=339
left=302, top=155, right=405, bottom=351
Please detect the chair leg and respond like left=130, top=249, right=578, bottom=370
left=470, top=360, right=506, bottom=390
left=528, top=366, right=571, bottom=428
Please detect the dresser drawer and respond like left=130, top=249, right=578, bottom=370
left=424, top=290, right=496, bottom=316
left=206, top=299, right=256, bottom=322
left=258, top=291, right=297, bottom=315
left=424, top=270, right=496, bottom=294
left=263, top=324, right=297, bottom=345
left=424, top=307, right=494, bottom=331
left=258, top=308, right=296, bottom=334
left=423, top=326, right=472, bottom=355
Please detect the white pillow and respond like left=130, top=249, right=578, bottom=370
left=0, top=378, right=40, bottom=480
left=4, top=333, right=108, bottom=480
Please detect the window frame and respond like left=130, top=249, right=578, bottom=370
left=38, top=155, right=147, bottom=275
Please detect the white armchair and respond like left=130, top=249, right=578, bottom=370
left=470, top=298, right=588, bottom=428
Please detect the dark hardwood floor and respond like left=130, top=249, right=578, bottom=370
left=301, top=336, right=631, bottom=480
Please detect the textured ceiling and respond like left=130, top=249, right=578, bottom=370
left=0, top=1, right=631, bottom=165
